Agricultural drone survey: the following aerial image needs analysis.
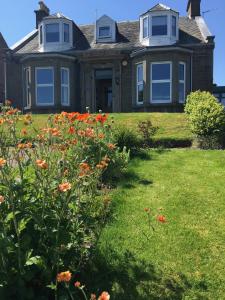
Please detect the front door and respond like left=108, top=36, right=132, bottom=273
left=95, top=69, right=113, bottom=113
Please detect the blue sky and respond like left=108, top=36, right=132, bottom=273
left=0, top=0, right=224, bottom=85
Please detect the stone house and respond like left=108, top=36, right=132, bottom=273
left=5, top=0, right=215, bottom=113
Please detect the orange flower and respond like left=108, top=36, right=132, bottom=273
left=0, top=158, right=6, bottom=168
left=77, top=130, right=86, bottom=137
left=85, top=128, right=95, bottom=138
left=77, top=113, right=90, bottom=122
left=95, top=114, right=108, bottom=124
left=68, top=126, right=75, bottom=134
left=107, top=143, right=116, bottom=150
left=58, top=182, right=72, bottom=192
left=17, top=143, right=32, bottom=150
left=98, top=292, right=110, bottom=300
left=21, top=128, right=28, bottom=136
left=98, top=133, right=105, bottom=139
left=157, top=215, right=166, bottom=223
left=74, top=281, right=81, bottom=288
left=0, top=195, right=5, bottom=204
left=24, top=114, right=32, bottom=125
left=0, top=118, right=4, bottom=125
left=36, top=159, right=48, bottom=170
left=57, top=271, right=72, bottom=282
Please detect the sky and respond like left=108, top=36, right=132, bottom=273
left=0, top=0, right=224, bottom=85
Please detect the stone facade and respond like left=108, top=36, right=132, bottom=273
left=4, top=0, right=215, bottom=113
left=0, top=33, right=8, bottom=103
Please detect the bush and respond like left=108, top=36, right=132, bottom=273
left=185, top=91, right=225, bottom=148
left=0, top=105, right=127, bottom=299
left=137, top=120, right=158, bottom=147
left=113, top=126, right=141, bottom=154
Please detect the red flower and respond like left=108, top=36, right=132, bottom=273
left=74, top=281, right=81, bottom=288
left=68, top=126, right=75, bottom=134
left=95, top=114, right=108, bottom=124
left=157, top=215, right=166, bottom=223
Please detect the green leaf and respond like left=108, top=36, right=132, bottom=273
left=5, top=211, right=20, bottom=223
left=25, top=256, right=43, bottom=267
left=46, top=283, right=57, bottom=290
left=18, top=218, right=31, bottom=234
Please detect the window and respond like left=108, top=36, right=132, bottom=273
left=63, top=23, right=70, bottom=43
left=99, top=26, right=111, bottom=38
left=143, top=17, right=149, bottom=38
left=46, top=23, right=60, bottom=43
left=221, top=93, right=225, bottom=106
left=40, top=25, right=43, bottom=44
left=152, top=16, right=167, bottom=36
left=136, top=64, right=144, bottom=104
left=172, top=16, right=176, bottom=37
left=36, top=68, right=54, bottom=106
left=179, top=62, right=186, bottom=103
left=61, top=68, right=70, bottom=106
left=24, top=68, right=31, bottom=108
left=151, top=62, right=171, bottom=103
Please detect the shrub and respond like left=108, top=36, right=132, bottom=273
left=113, top=126, right=141, bottom=154
left=185, top=91, right=225, bottom=148
left=0, top=105, right=127, bottom=299
left=137, top=120, right=158, bottom=147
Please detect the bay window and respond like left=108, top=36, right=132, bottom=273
left=172, top=16, right=177, bottom=37
left=61, top=68, right=70, bottom=106
left=152, top=16, right=167, bottom=36
left=36, top=68, right=54, bottom=106
left=179, top=62, right=186, bottom=103
left=46, top=23, right=60, bottom=43
left=63, top=23, right=70, bottom=43
left=151, top=62, right=172, bottom=103
left=136, top=64, right=144, bottom=104
left=143, top=16, right=149, bottom=38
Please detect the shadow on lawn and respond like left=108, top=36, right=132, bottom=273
left=83, top=250, right=208, bottom=300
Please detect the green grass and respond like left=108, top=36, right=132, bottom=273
left=84, top=149, right=225, bottom=299
left=20, top=113, right=192, bottom=141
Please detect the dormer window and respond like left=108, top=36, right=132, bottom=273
left=46, top=23, right=60, bottom=43
left=152, top=16, right=167, bottom=36
left=140, top=4, right=179, bottom=47
left=99, top=26, right=111, bottom=38
left=38, top=13, right=73, bottom=52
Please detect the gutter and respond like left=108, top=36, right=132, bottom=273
left=131, top=46, right=193, bottom=58
left=19, top=53, right=77, bottom=62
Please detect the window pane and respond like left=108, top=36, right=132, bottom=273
left=64, top=24, right=70, bottom=43
left=152, top=16, right=167, bottom=36
left=137, top=84, right=144, bottom=103
left=61, top=86, right=69, bottom=105
left=37, top=69, right=53, bottom=84
left=221, top=98, right=225, bottom=105
left=143, top=17, right=148, bottom=38
left=99, top=26, right=110, bottom=37
left=152, top=63, right=170, bottom=80
left=46, top=23, right=60, bottom=42
left=179, top=63, right=185, bottom=81
left=179, top=83, right=185, bottom=102
left=37, top=86, right=53, bottom=104
left=172, top=16, right=176, bottom=37
left=61, top=69, right=69, bottom=85
left=152, top=82, right=170, bottom=102
left=137, top=65, right=143, bottom=82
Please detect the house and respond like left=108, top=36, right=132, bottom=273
left=213, top=85, right=225, bottom=106
left=5, top=0, right=215, bottom=113
left=0, top=33, right=8, bottom=103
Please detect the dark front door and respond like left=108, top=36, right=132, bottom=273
left=95, top=69, right=113, bottom=113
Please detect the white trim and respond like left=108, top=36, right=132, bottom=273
left=179, top=62, right=186, bottom=103
left=136, top=63, right=144, bottom=105
left=61, top=68, right=70, bottom=106
left=24, top=67, right=31, bottom=109
left=150, top=61, right=172, bottom=104
left=142, top=16, right=149, bottom=39
left=35, top=67, right=54, bottom=106
left=151, top=15, right=168, bottom=37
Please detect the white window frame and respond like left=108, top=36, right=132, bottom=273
left=136, top=63, right=144, bottom=105
left=63, top=23, right=70, bottom=43
left=143, top=16, right=149, bottom=39
left=24, top=67, right=31, bottom=109
left=151, top=15, right=168, bottom=37
left=45, top=23, right=60, bottom=43
left=61, top=67, right=70, bottom=106
left=35, top=67, right=54, bottom=106
left=179, top=62, right=186, bottom=103
left=40, top=25, right=43, bottom=44
left=172, top=15, right=177, bottom=37
left=150, top=61, right=172, bottom=104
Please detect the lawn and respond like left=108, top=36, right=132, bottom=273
left=84, top=149, right=225, bottom=299
left=19, top=113, right=192, bottom=142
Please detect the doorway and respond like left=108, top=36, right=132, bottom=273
left=95, top=69, right=113, bottom=113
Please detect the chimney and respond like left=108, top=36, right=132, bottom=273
left=187, top=0, right=201, bottom=19
left=34, top=1, right=50, bottom=29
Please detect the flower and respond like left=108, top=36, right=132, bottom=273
left=98, top=292, right=110, bottom=300
left=157, top=215, right=166, bottom=223
left=58, top=182, right=72, bottom=192
left=0, top=158, right=6, bottom=168
left=0, top=195, right=5, bottom=204
left=0, top=118, right=5, bottom=125
left=21, top=128, right=28, bottom=136
left=36, top=159, right=48, bottom=170
left=144, top=208, right=150, bottom=213
left=95, top=114, right=108, bottom=124
left=91, top=294, right=97, bottom=300
left=79, top=162, right=91, bottom=177
left=107, top=143, right=116, bottom=150
left=17, top=143, right=32, bottom=150
left=57, top=271, right=72, bottom=282
left=74, top=281, right=81, bottom=288
left=68, top=126, right=75, bottom=134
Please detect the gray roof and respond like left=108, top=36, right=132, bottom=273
left=141, top=3, right=178, bottom=15
left=44, top=13, right=72, bottom=21
left=0, top=32, right=8, bottom=49
left=13, top=17, right=207, bottom=55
